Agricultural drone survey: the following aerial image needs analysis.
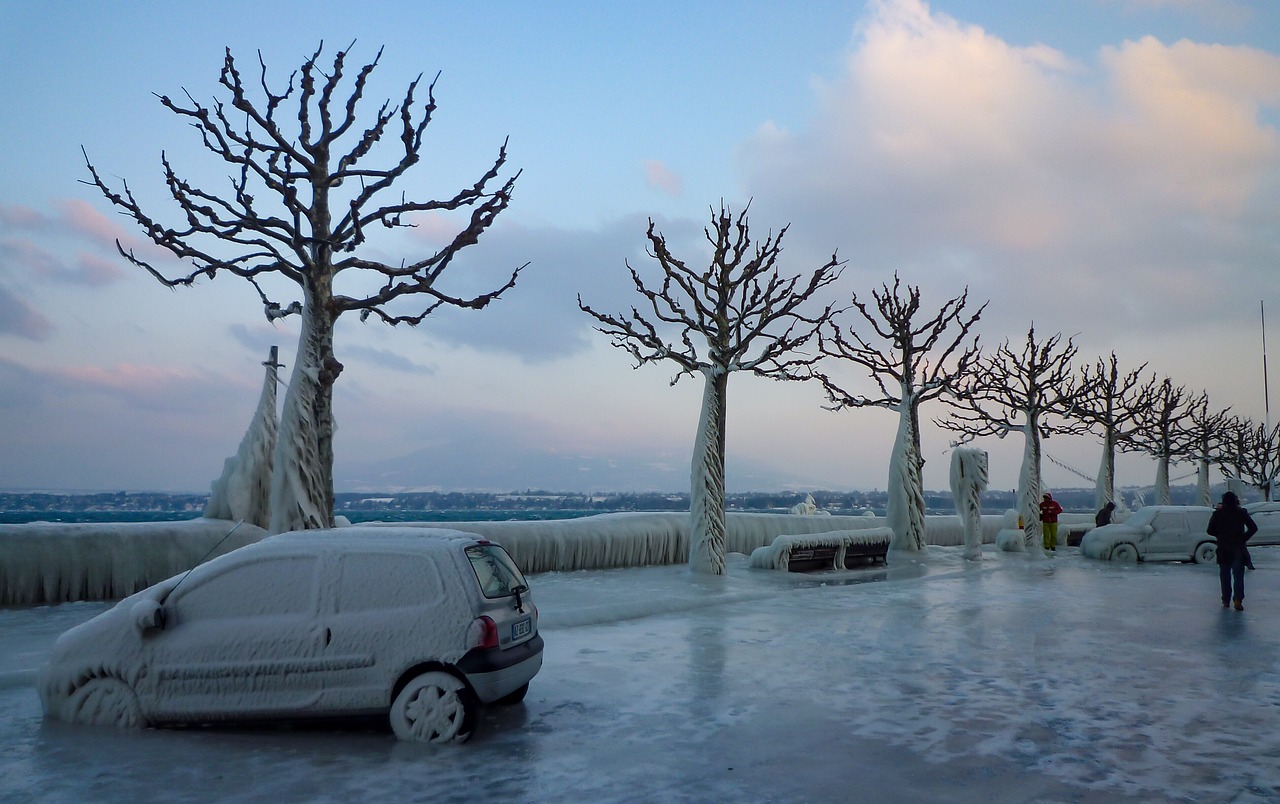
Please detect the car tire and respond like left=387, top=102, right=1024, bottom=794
left=389, top=671, right=475, bottom=744
left=1193, top=541, right=1217, bottom=565
left=496, top=682, right=530, bottom=706
left=1110, top=543, right=1140, bottom=563
left=66, top=677, right=144, bottom=728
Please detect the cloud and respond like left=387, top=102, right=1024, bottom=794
left=645, top=159, right=683, bottom=197
left=737, top=0, right=1280, bottom=353
left=0, top=283, right=53, bottom=341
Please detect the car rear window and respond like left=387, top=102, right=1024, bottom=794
left=465, top=544, right=528, bottom=599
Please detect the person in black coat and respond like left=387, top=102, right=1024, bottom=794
left=1095, top=501, right=1116, bottom=528
left=1207, top=491, right=1258, bottom=610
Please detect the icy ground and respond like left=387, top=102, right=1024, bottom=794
left=2, top=545, right=1278, bottom=803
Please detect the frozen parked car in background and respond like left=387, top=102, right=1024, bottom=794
left=1079, top=506, right=1216, bottom=563
left=38, top=527, right=543, bottom=744
left=1244, top=501, right=1280, bottom=546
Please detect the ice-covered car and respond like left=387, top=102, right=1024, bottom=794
left=39, top=527, right=542, bottom=744
left=1244, top=501, right=1280, bottom=546
left=1079, top=505, right=1216, bottom=563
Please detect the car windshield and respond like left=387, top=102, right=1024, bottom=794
left=465, top=544, right=528, bottom=599
left=1125, top=509, right=1158, bottom=528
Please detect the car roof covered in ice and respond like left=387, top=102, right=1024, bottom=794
left=262, top=526, right=489, bottom=551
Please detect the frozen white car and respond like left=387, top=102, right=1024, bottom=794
left=1079, top=506, right=1216, bottom=563
left=1244, top=501, right=1280, bottom=546
left=39, top=527, right=543, bottom=744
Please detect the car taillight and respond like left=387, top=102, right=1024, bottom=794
left=474, top=615, right=499, bottom=649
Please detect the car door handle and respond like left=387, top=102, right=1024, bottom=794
left=324, top=627, right=332, bottom=646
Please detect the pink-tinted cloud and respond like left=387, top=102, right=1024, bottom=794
left=645, top=160, right=683, bottom=197
left=75, top=251, right=129, bottom=285
left=56, top=198, right=141, bottom=251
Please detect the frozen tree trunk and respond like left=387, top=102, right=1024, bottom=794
left=1014, top=420, right=1043, bottom=555
left=204, top=346, right=280, bottom=529
left=269, top=282, right=338, bottom=533
left=689, top=369, right=728, bottom=575
left=1196, top=460, right=1211, bottom=506
left=1154, top=456, right=1171, bottom=506
left=950, top=448, right=988, bottom=561
left=1094, top=429, right=1115, bottom=512
left=887, top=393, right=927, bottom=551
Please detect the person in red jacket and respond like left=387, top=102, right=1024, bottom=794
left=1039, top=492, right=1064, bottom=551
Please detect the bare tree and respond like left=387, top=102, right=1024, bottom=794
left=1178, top=393, right=1233, bottom=505
left=579, top=205, right=843, bottom=574
left=812, top=273, right=984, bottom=550
left=83, top=44, right=522, bottom=532
left=1123, top=378, right=1192, bottom=505
left=1219, top=417, right=1280, bottom=501
left=1073, top=353, right=1152, bottom=511
left=939, top=325, right=1085, bottom=554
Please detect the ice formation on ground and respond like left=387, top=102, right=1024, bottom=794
left=949, top=447, right=988, bottom=560
left=204, top=347, right=279, bottom=529
left=747, top=528, right=893, bottom=570
left=788, top=493, right=828, bottom=515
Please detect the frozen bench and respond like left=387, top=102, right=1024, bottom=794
left=748, top=528, right=893, bottom=572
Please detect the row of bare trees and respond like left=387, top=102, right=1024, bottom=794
left=88, top=43, right=1272, bottom=576
left=581, top=207, right=1274, bottom=571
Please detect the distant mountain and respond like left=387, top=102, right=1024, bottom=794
left=335, top=441, right=847, bottom=494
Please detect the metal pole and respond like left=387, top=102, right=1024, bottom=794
left=1264, top=300, right=1271, bottom=433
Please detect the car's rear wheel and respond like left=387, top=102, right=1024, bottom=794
left=389, top=671, right=474, bottom=744
left=1110, top=543, right=1139, bottom=563
left=496, top=682, right=529, bottom=705
left=1193, top=541, right=1217, bottom=565
left=66, top=677, right=143, bottom=728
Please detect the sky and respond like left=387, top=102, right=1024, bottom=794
left=2, top=0, right=1279, bottom=495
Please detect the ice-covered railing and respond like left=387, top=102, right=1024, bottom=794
left=369, top=511, right=1009, bottom=573
left=0, top=519, right=268, bottom=605
left=1, top=511, right=1015, bottom=604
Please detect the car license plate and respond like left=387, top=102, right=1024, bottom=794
left=512, top=618, right=531, bottom=640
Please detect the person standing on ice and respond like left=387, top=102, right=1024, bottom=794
left=1207, top=491, right=1257, bottom=610
left=1094, top=501, right=1116, bottom=528
left=1039, top=492, right=1063, bottom=551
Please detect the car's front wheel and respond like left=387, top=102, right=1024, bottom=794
left=1193, top=541, right=1217, bottom=564
left=1110, top=543, right=1140, bottom=563
left=390, top=671, right=474, bottom=744
left=66, top=677, right=143, bottom=728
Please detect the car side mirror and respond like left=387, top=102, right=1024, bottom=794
left=132, top=599, right=166, bottom=633
left=1142, top=525, right=1155, bottom=535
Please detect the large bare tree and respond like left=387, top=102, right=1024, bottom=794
left=1072, top=353, right=1152, bottom=511
left=1123, top=378, right=1192, bottom=505
left=940, top=325, right=1085, bottom=554
left=1179, top=393, right=1233, bottom=505
left=1219, top=416, right=1280, bottom=501
left=84, top=44, right=522, bottom=532
left=812, top=273, right=984, bottom=550
left=579, top=205, right=842, bottom=574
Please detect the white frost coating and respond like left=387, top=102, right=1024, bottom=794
left=1196, top=460, right=1212, bottom=506
left=688, top=371, right=728, bottom=575
left=365, top=512, right=1004, bottom=573
left=1153, top=457, right=1171, bottom=506
left=39, top=527, right=497, bottom=730
left=886, top=393, right=927, bottom=551
left=789, top=493, right=829, bottom=516
left=1013, top=420, right=1042, bottom=555
left=205, top=347, right=279, bottom=529
left=0, top=519, right=267, bottom=605
left=995, top=508, right=1024, bottom=552
left=270, top=296, right=330, bottom=534
left=748, top=528, right=893, bottom=570
left=1094, top=434, right=1114, bottom=512
left=949, top=448, right=988, bottom=561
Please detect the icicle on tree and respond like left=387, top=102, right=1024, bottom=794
left=579, top=205, right=842, bottom=574
left=949, top=447, right=988, bottom=561
left=812, top=273, right=984, bottom=551
left=940, top=325, right=1085, bottom=555
left=83, top=44, right=522, bottom=532
left=204, top=346, right=281, bottom=529
left=1123, top=378, right=1191, bottom=505
left=1072, top=353, right=1152, bottom=511
left=1180, top=394, right=1232, bottom=506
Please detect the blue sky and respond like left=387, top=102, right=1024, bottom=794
left=2, top=0, right=1279, bottom=494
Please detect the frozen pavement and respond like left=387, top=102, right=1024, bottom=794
left=2, top=545, right=1278, bottom=803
